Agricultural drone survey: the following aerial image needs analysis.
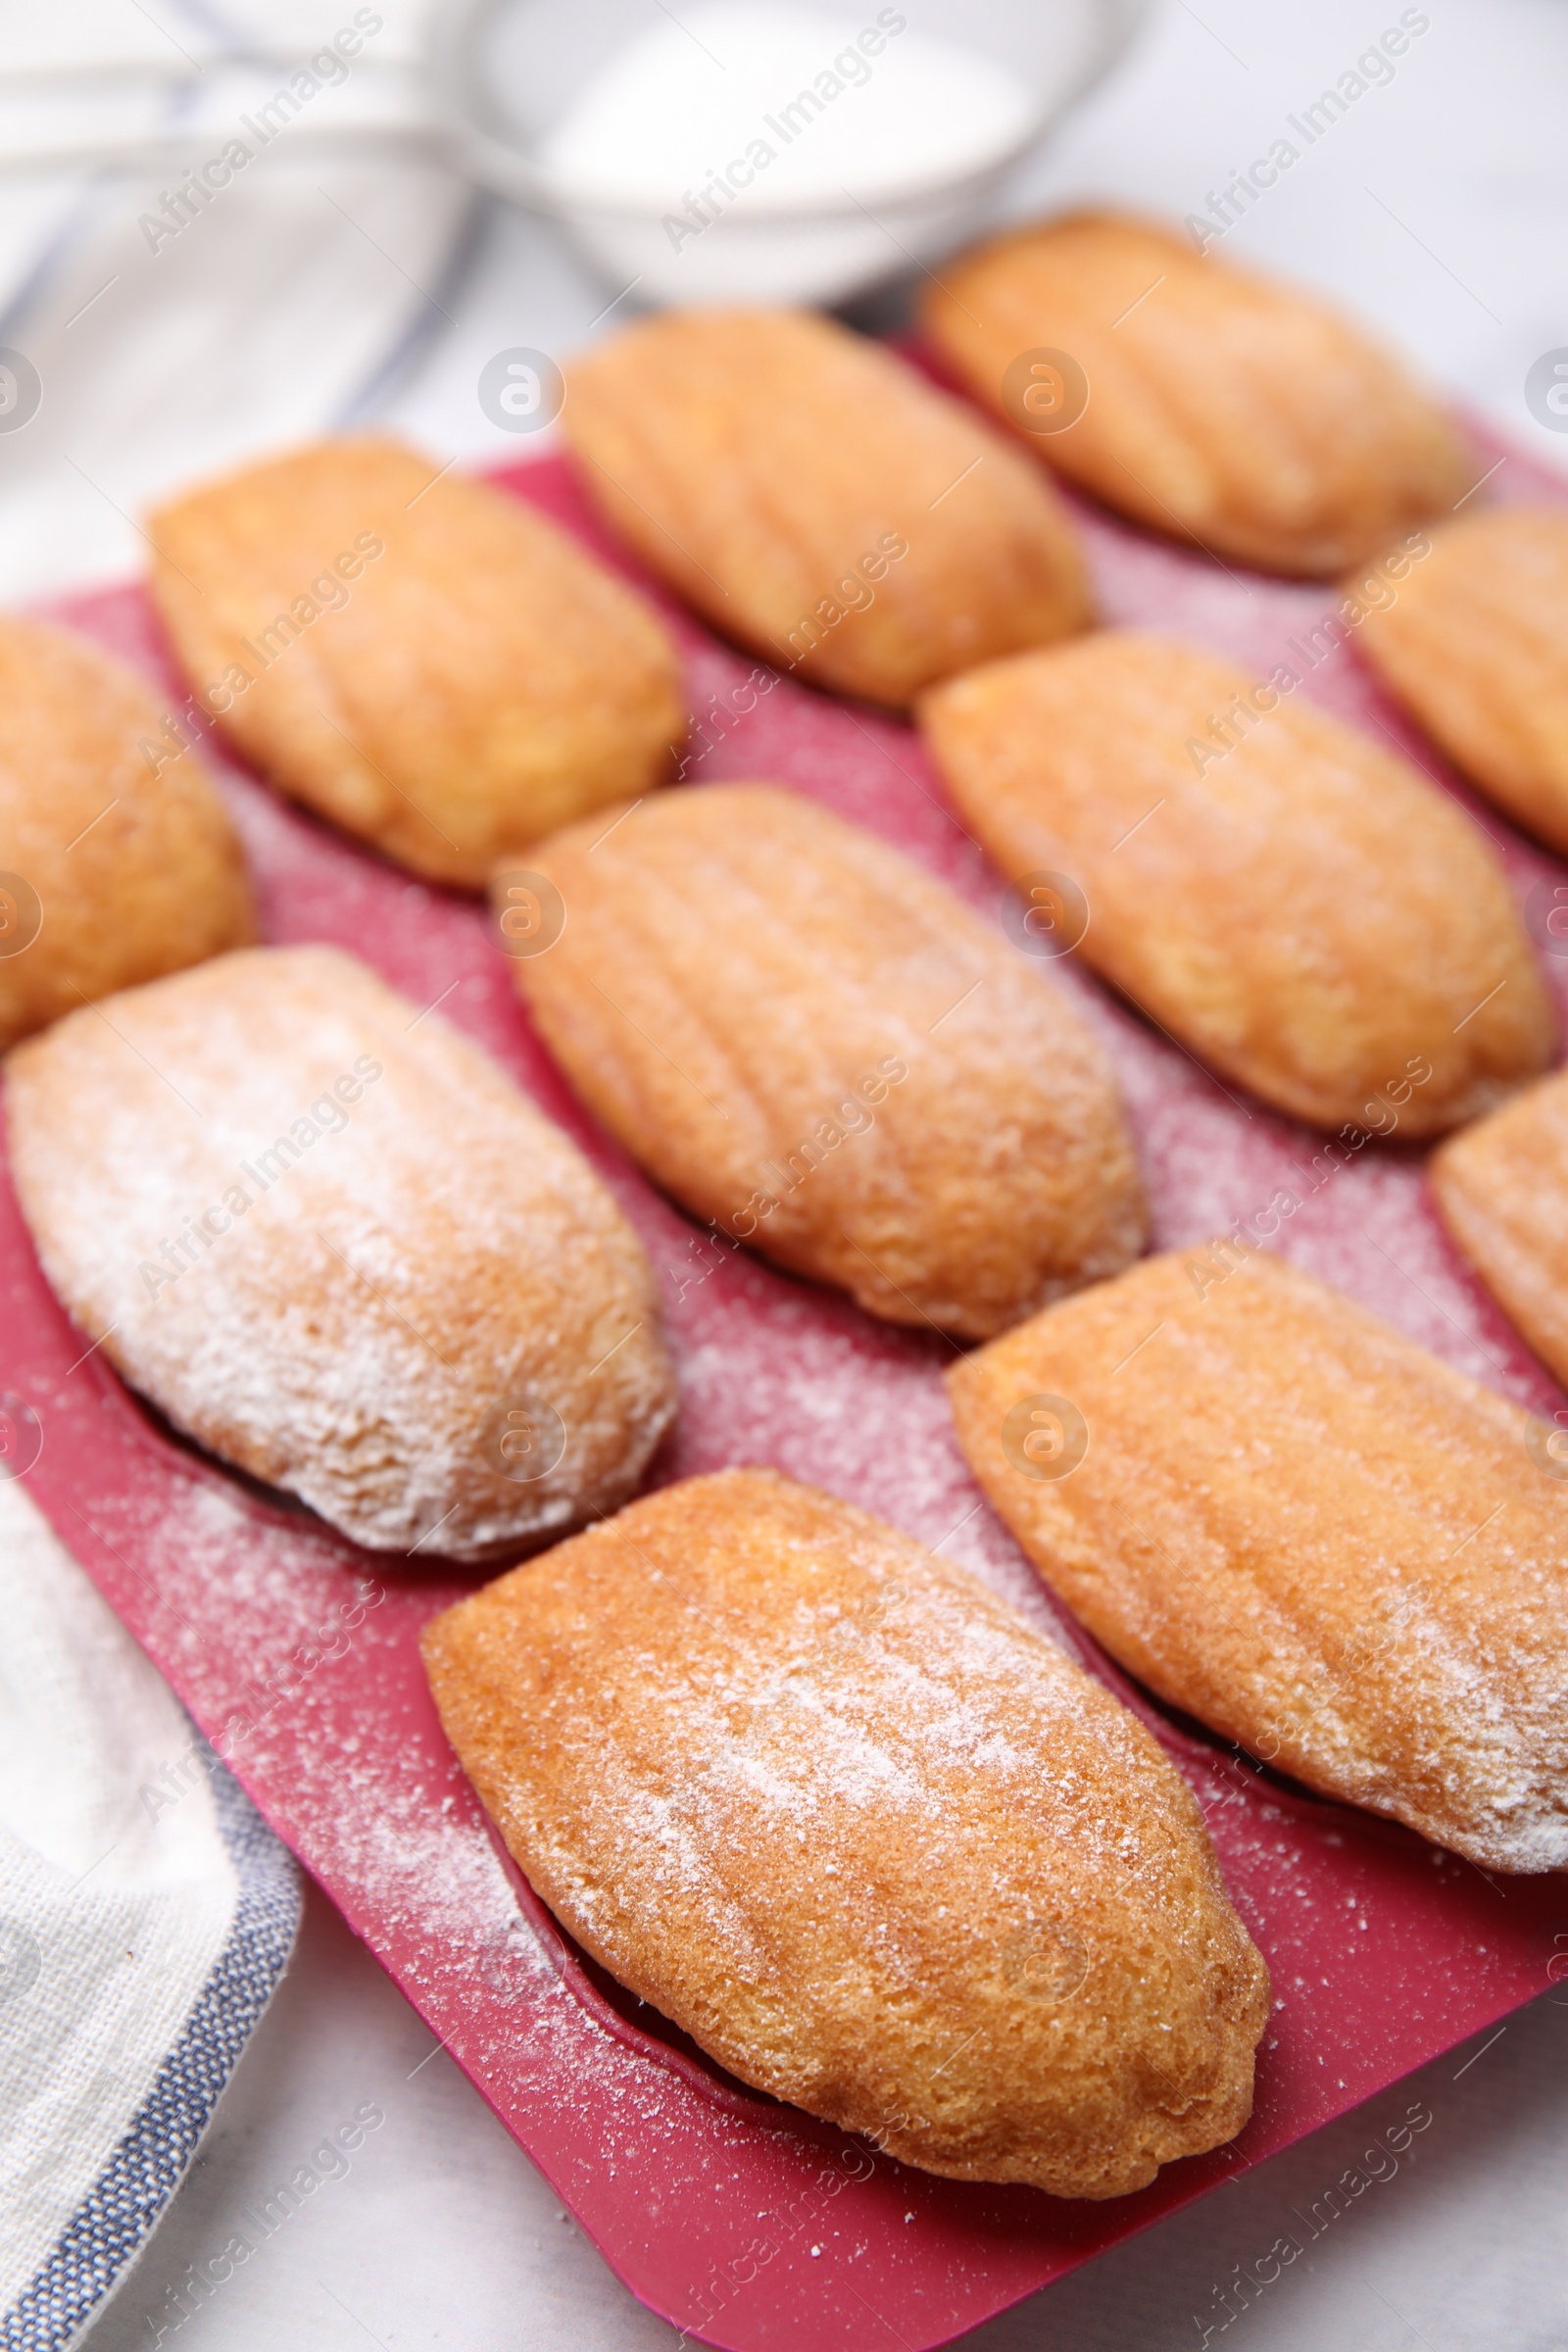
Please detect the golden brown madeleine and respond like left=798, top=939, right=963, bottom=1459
left=919, top=631, right=1553, bottom=1134
left=423, top=1467, right=1269, bottom=2197
left=1431, top=1067, right=1568, bottom=1388
left=559, top=307, right=1091, bottom=705
left=920, top=211, right=1471, bottom=576
left=147, top=435, right=684, bottom=888
left=0, top=616, right=254, bottom=1050
left=5, top=945, right=674, bottom=1556
left=1352, top=508, right=1568, bottom=852
left=949, top=1250, right=1568, bottom=1872
left=507, top=783, right=1145, bottom=1338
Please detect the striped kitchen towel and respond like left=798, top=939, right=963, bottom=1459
left=0, top=1479, right=301, bottom=2352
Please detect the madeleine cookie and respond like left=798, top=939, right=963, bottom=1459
left=148, top=436, right=685, bottom=887
left=1352, top=508, right=1568, bottom=852
left=560, top=307, right=1091, bottom=705
left=507, top=784, right=1145, bottom=1338
left=921, top=211, right=1471, bottom=576
left=1431, top=1067, right=1568, bottom=1388
left=919, top=631, right=1553, bottom=1134
left=949, top=1250, right=1568, bottom=1872
left=5, top=946, right=674, bottom=1556
left=0, top=616, right=254, bottom=1051
left=424, top=1467, right=1270, bottom=2197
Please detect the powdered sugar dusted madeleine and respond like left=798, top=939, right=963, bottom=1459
left=560, top=307, right=1091, bottom=705
left=949, top=1251, right=1568, bottom=1872
left=423, top=1467, right=1270, bottom=2197
left=921, top=211, right=1471, bottom=576
left=147, top=436, right=684, bottom=887
left=509, top=784, right=1145, bottom=1338
left=1431, top=1067, right=1568, bottom=1389
left=1353, top=507, right=1568, bottom=852
left=919, top=631, right=1553, bottom=1134
left=0, top=616, right=254, bottom=1050
left=4, top=946, right=674, bottom=1556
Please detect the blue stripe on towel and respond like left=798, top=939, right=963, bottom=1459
left=1, top=1743, right=300, bottom=2352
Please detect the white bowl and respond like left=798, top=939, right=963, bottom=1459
left=430, top=0, right=1154, bottom=309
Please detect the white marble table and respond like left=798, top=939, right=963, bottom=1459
left=62, top=1, right=1568, bottom=2343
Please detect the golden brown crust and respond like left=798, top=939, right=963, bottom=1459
left=1352, top=507, right=1568, bottom=852
left=918, top=630, right=1554, bottom=1134
left=559, top=307, right=1092, bottom=705
left=1431, top=1066, right=1568, bottom=1387
left=920, top=211, right=1472, bottom=576
left=147, top=435, right=685, bottom=887
left=4, top=945, right=675, bottom=1556
left=947, top=1251, right=1568, bottom=1872
left=422, top=1467, right=1270, bottom=2196
left=508, top=783, right=1146, bottom=1338
left=0, top=616, right=254, bottom=1050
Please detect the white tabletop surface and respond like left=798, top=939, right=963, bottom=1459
left=56, top=0, right=1568, bottom=2344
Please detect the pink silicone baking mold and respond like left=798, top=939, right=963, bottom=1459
left=5, top=421, right=1567, bottom=2352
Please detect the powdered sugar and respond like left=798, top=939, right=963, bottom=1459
left=7, top=946, right=675, bottom=1558
left=14, top=435, right=1568, bottom=2328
